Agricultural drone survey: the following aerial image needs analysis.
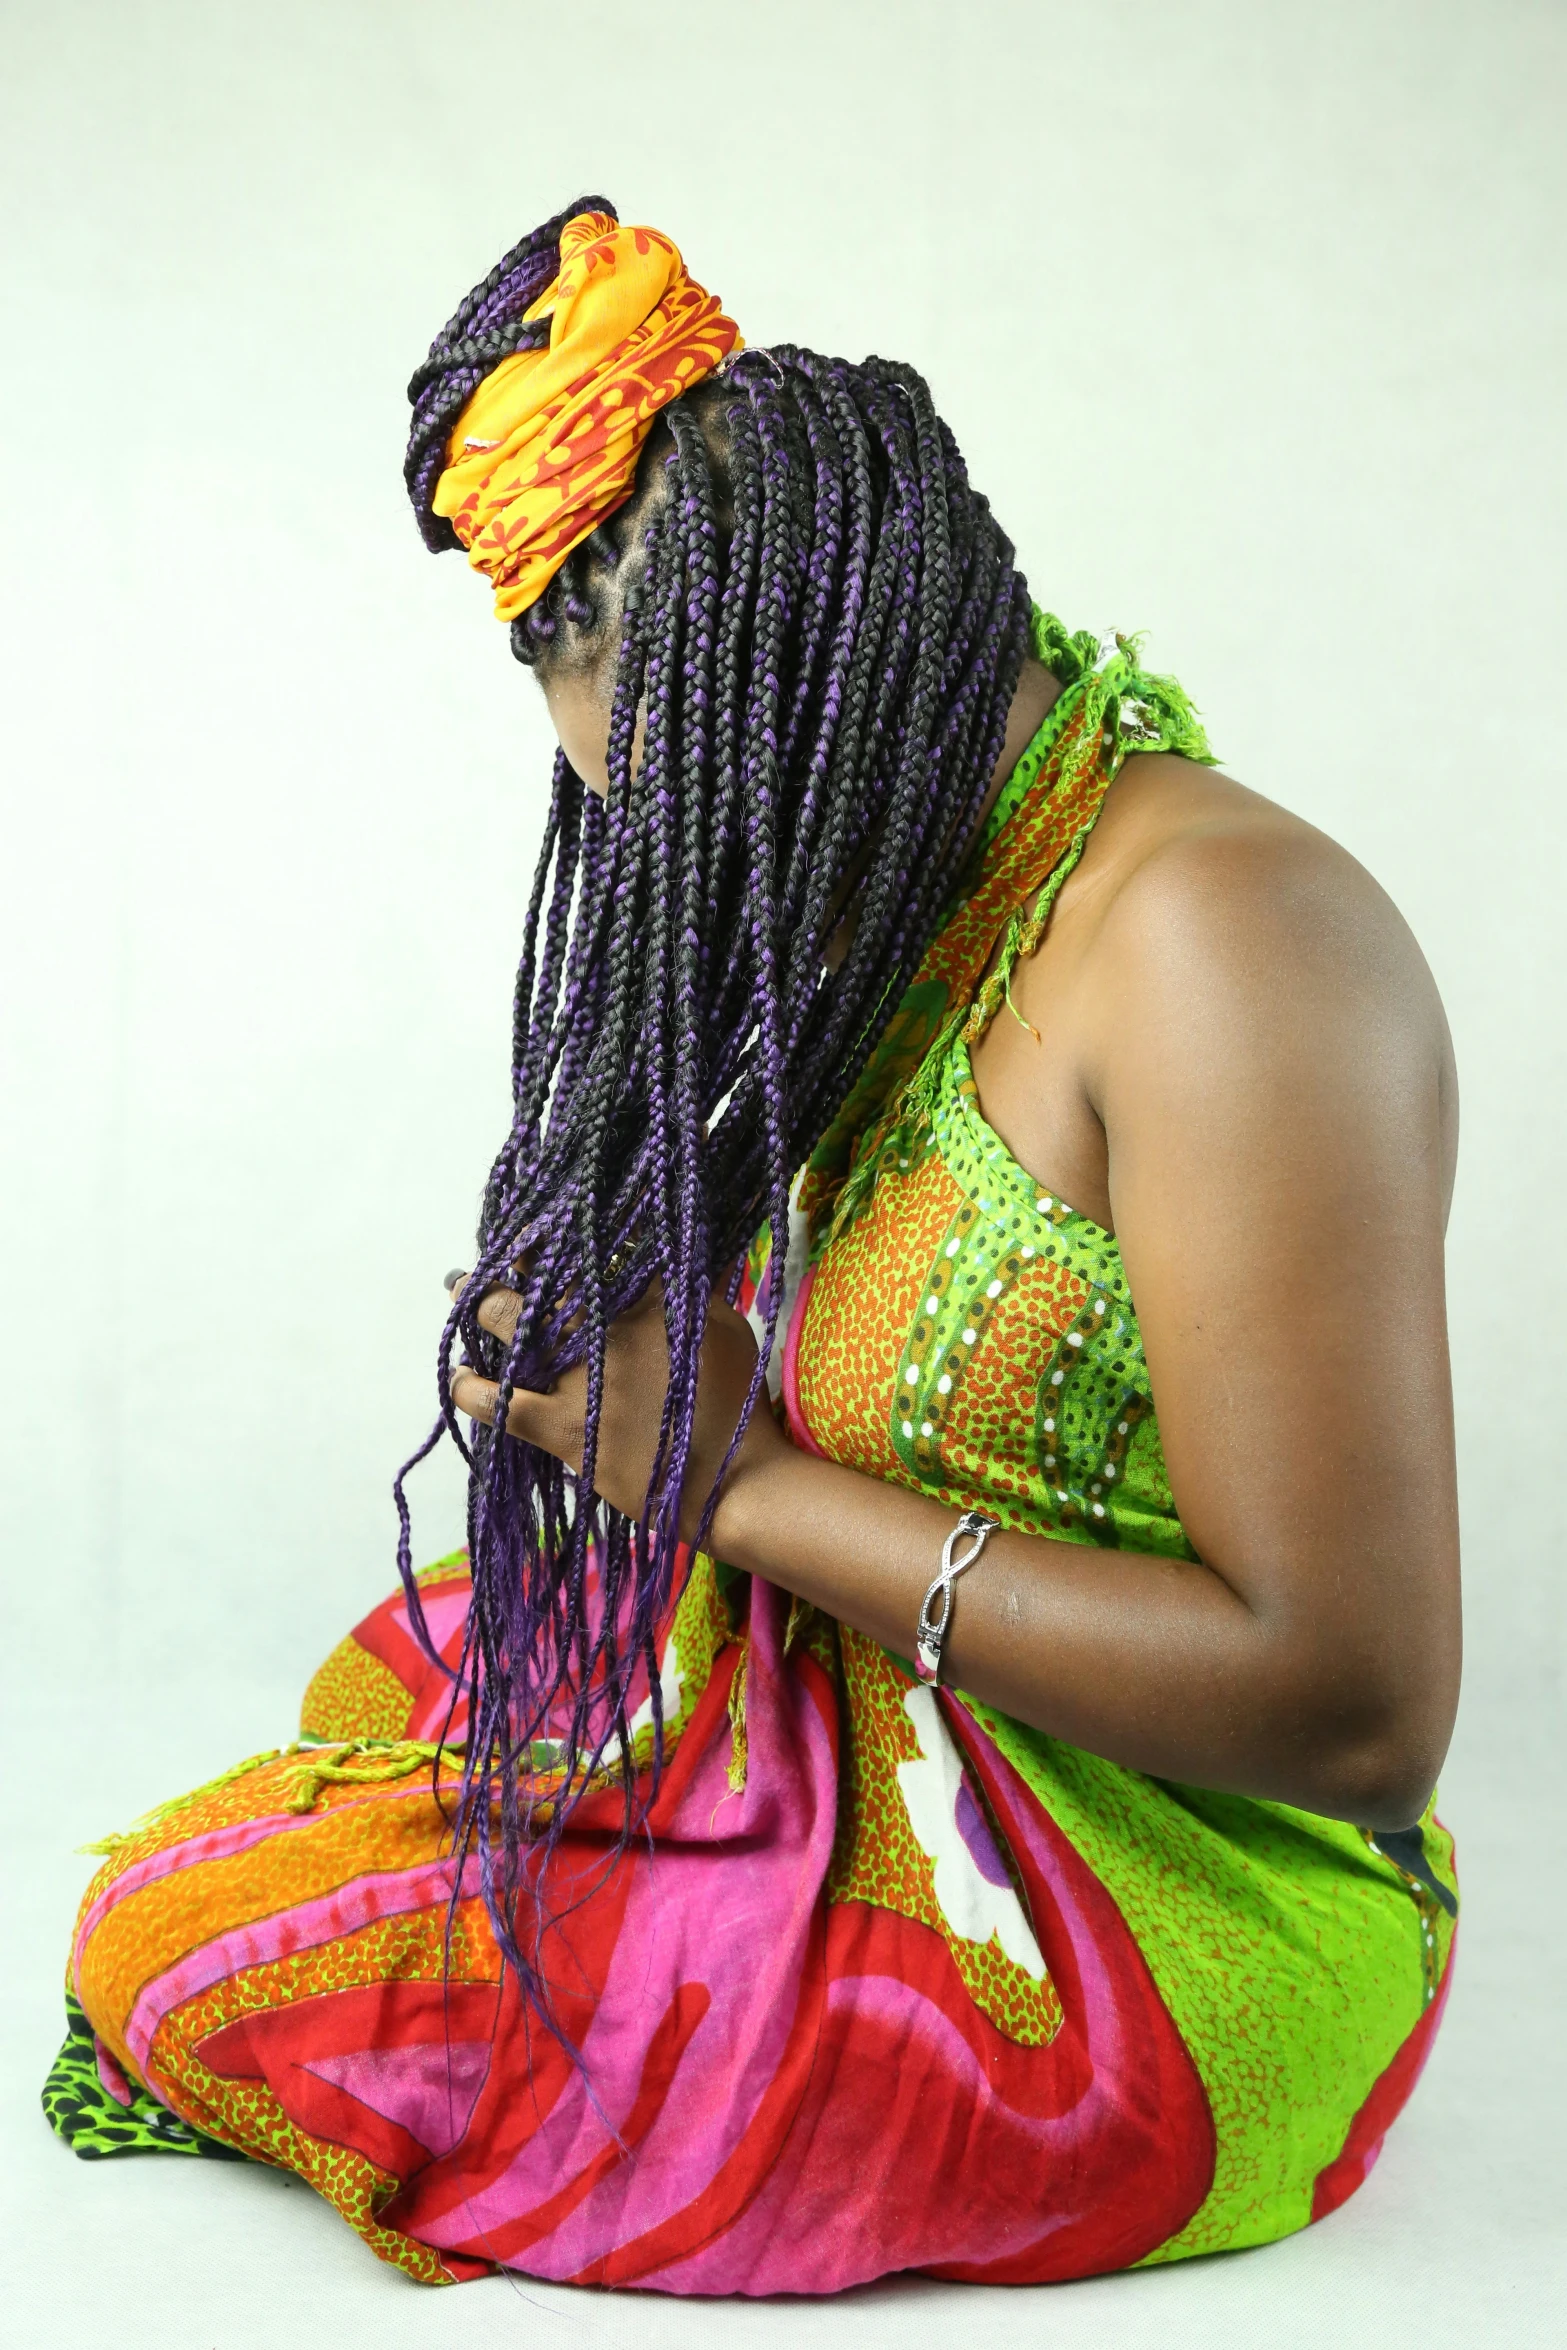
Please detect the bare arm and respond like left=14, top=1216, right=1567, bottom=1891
left=455, top=804, right=1462, bottom=1831
left=712, top=813, right=1461, bottom=1824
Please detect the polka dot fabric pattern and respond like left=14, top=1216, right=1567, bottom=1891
left=51, top=629, right=1455, bottom=2293
left=795, top=1145, right=959, bottom=1488
left=42, top=1992, right=252, bottom=2163
left=780, top=636, right=1457, bottom=2263
left=299, top=1634, right=414, bottom=1744
left=827, top=1627, right=1067, bottom=2048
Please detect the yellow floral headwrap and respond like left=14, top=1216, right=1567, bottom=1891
left=432, top=211, right=743, bottom=624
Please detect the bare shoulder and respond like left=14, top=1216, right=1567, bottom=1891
left=1054, top=752, right=1459, bottom=1204
left=1090, top=754, right=1450, bottom=1041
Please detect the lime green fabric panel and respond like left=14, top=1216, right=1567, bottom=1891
left=966, top=1703, right=1456, bottom=2258
left=777, top=606, right=1459, bottom=2263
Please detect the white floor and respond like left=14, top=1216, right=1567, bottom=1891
left=4, top=1603, right=1561, bottom=2350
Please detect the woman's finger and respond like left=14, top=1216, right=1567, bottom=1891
left=444, top=1267, right=531, bottom=1322
left=448, top=1267, right=589, bottom=1347
left=450, top=1367, right=550, bottom=1442
left=471, top=1287, right=525, bottom=1345
left=444, top=1267, right=525, bottom=1347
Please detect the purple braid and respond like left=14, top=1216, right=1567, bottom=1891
left=403, top=195, right=617, bottom=550
left=396, top=204, right=1032, bottom=2040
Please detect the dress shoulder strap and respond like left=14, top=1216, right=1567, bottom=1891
left=799, top=613, right=1212, bottom=1248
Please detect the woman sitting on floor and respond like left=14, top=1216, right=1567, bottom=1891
left=49, top=197, right=1461, bottom=2293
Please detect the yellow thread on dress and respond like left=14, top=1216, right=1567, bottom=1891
left=280, top=1741, right=460, bottom=1814
left=727, top=1640, right=750, bottom=1793
left=78, top=1740, right=466, bottom=1853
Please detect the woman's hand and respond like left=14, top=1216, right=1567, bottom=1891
left=447, top=1274, right=795, bottom=1540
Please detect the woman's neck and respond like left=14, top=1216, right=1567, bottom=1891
left=821, top=656, right=1061, bottom=974
left=975, top=654, right=1060, bottom=833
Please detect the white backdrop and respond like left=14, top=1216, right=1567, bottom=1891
left=2, top=4, right=1562, bottom=2345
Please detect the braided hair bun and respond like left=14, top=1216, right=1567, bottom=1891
left=403, top=194, right=618, bottom=553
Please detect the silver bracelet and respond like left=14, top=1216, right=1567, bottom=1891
left=914, top=1510, right=1001, bottom=1686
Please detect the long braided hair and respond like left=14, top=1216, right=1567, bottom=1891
left=397, top=197, right=1031, bottom=2012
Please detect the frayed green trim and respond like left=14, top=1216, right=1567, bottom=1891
left=823, top=614, right=1211, bottom=1246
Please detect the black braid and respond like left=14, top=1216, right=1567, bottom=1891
left=399, top=229, right=1034, bottom=2030
left=404, top=195, right=618, bottom=553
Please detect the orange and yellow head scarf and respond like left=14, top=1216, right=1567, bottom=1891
left=432, top=211, right=743, bottom=625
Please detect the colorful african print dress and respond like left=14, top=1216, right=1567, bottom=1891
left=46, top=613, right=1457, bottom=2292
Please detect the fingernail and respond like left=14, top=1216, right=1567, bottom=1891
left=444, top=1267, right=469, bottom=1295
